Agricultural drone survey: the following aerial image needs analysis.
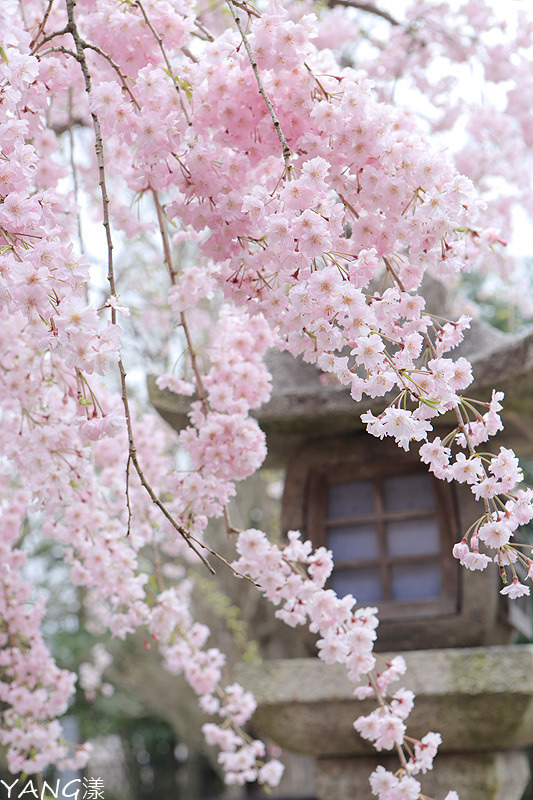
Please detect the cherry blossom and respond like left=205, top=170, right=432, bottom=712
left=1, top=1, right=533, bottom=798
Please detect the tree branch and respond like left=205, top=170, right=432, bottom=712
left=29, top=0, right=57, bottom=50
left=134, top=0, right=192, bottom=125
left=64, top=0, right=214, bottom=573
left=382, top=256, right=492, bottom=521
left=151, top=189, right=210, bottom=414
left=328, top=0, right=400, bottom=26
left=225, top=0, right=292, bottom=173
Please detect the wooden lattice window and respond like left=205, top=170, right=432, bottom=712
left=306, top=462, right=459, bottom=620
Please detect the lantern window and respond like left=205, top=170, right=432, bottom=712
left=306, top=463, right=459, bottom=620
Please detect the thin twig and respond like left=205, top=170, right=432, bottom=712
left=82, top=42, right=140, bottom=109
left=152, top=189, right=177, bottom=282
left=223, top=506, right=238, bottom=537
left=125, top=453, right=133, bottom=535
left=29, top=0, right=57, bottom=50
left=65, top=0, right=214, bottom=573
left=186, top=531, right=260, bottom=586
left=180, top=312, right=209, bottom=413
left=225, top=0, right=292, bottom=173
left=35, top=44, right=78, bottom=60
left=328, top=0, right=400, bottom=26
left=383, top=256, right=491, bottom=517
left=31, top=26, right=70, bottom=54
left=134, top=0, right=192, bottom=125
left=231, top=0, right=261, bottom=19
left=367, top=672, right=409, bottom=769
left=152, top=538, right=166, bottom=593
left=67, top=88, right=85, bottom=253
left=181, top=46, right=199, bottom=64
left=193, top=18, right=215, bottom=42
left=339, top=192, right=360, bottom=220
left=151, top=189, right=209, bottom=413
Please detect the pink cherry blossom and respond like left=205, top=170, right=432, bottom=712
left=1, top=2, right=533, bottom=798
left=500, top=577, right=530, bottom=599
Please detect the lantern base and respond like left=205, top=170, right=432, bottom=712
left=314, top=751, right=530, bottom=800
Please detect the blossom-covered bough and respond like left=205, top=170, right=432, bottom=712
left=1, top=0, right=532, bottom=797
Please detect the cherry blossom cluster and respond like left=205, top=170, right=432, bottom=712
left=46, top=379, right=284, bottom=786
left=149, top=580, right=285, bottom=787
left=79, top=563, right=285, bottom=787
left=175, top=309, right=272, bottom=485
left=415, top=392, right=533, bottom=594
left=233, top=528, right=455, bottom=797
left=346, top=0, right=533, bottom=317
left=370, top=766, right=458, bottom=800
left=0, top=81, right=272, bottom=773
left=79, top=644, right=115, bottom=703
left=1, top=0, right=533, bottom=798
left=158, top=0, right=533, bottom=597
left=0, top=492, right=90, bottom=773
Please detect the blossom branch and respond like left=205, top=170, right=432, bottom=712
left=225, top=0, right=292, bottom=172
left=134, top=0, right=192, bottom=125
left=383, top=255, right=492, bottom=519
left=151, top=192, right=249, bottom=551
left=327, top=0, right=400, bottom=26
left=28, top=0, right=58, bottom=50
left=30, top=25, right=70, bottom=54
left=65, top=0, right=214, bottom=571
left=193, top=18, right=215, bottom=43
left=81, top=42, right=141, bottom=109
left=151, top=189, right=209, bottom=413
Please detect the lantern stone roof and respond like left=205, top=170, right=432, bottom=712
left=148, top=317, right=533, bottom=463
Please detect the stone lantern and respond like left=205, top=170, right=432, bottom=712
left=149, top=313, right=533, bottom=800
left=254, top=347, right=533, bottom=652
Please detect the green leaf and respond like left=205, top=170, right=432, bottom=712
left=176, top=76, right=193, bottom=103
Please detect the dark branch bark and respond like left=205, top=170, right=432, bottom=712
left=328, top=0, right=400, bottom=26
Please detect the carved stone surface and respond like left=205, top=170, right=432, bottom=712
left=236, top=646, right=533, bottom=757
left=314, top=751, right=530, bottom=800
